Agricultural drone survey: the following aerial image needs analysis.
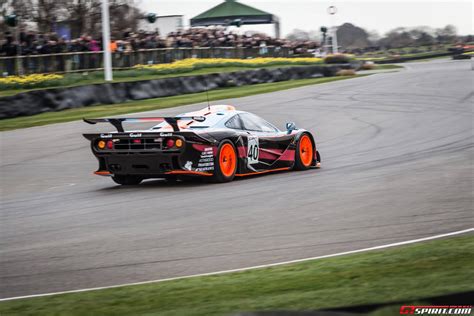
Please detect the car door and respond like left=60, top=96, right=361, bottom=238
left=238, top=113, right=294, bottom=171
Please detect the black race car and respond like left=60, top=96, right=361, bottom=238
left=83, top=105, right=321, bottom=184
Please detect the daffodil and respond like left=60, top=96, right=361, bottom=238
left=134, top=57, right=324, bottom=74
left=0, top=74, right=64, bottom=89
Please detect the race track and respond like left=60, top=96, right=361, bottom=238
left=1, top=59, right=473, bottom=299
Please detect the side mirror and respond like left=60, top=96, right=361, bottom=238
left=286, top=122, right=297, bottom=134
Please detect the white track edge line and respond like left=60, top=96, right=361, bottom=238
left=1, top=228, right=472, bottom=302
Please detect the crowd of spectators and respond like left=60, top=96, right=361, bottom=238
left=0, top=27, right=320, bottom=75
left=0, top=27, right=320, bottom=57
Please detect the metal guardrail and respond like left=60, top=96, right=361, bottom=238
left=0, top=46, right=291, bottom=76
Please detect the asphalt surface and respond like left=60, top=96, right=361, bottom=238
left=1, top=59, right=473, bottom=299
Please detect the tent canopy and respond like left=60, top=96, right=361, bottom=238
left=190, top=0, right=279, bottom=27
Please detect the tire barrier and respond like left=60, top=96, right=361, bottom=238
left=0, top=65, right=346, bottom=119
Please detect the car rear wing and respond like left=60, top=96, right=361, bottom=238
left=83, top=116, right=206, bottom=132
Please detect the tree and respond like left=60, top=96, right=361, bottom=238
left=0, top=0, right=9, bottom=32
left=367, top=30, right=381, bottom=45
left=412, top=31, right=435, bottom=46
left=409, top=26, right=435, bottom=46
left=336, top=23, right=370, bottom=49
left=286, top=29, right=319, bottom=41
left=378, top=27, right=414, bottom=48
left=62, top=0, right=143, bottom=38
left=1, top=0, right=143, bottom=38
left=435, top=24, right=457, bottom=43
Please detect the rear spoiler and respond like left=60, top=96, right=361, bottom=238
left=83, top=116, right=206, bottom=132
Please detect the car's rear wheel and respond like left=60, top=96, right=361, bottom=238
left=294, top=134, right=314, bottom=170
left=112, top=175, right=143, bottom=185
left=212, top=141, right=237, bottom=183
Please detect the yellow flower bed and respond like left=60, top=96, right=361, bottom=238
left=0, top=74, right=64, bottom=89
left=134, top=57, right=324, bottom=74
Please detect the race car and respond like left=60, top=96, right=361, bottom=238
left=83, top=105, right=321, bottom=185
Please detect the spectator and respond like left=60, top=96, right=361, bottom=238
left=1, top=33, right=19, bottom=75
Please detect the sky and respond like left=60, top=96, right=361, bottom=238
left=139, top=0, right=473, bottom=37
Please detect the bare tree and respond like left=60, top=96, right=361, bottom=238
left=2, top=0, right=143, bottom=38
left=367, top=30, right=381, bottom=45
left=0, top=0, right=9, bottom=32
left=435, top=25, right=457, bottom=43
left=409, top=27, right=435, bottom=46
left=286, top=29, right=319, bottom=41
left=63, top=0, right=143, bottom=37
left=8, top=0, right=68, bottom=32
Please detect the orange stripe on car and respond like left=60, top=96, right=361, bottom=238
left=94, top=171, right=112, bottom=176
left=235, top=167, right=290, bottom=177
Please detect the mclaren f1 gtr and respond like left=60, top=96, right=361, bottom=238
left=83, top=105, right=321, bottom=184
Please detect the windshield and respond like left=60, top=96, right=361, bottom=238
left=151, top=113, right=226, bottom=130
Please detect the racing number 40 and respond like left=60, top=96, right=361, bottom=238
left=249, top=144, right=258, bottom=160
left=247, top=136, right=259, bottom=164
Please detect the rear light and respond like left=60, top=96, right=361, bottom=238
left=175, top=139, right=183, bottom=148
left=97, top=140, right=106, bottom=149
left=106, top=140, right=114, bottom=149
left=166, top=138, right=175, bottom=148
left=133, top=139, right=142, bottom=144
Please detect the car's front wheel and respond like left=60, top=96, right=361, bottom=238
left=294, top=133, right=314, bottom=170
left=212, top=141, right=237, bottom=183
left=112, top=175, right=143, bottom=185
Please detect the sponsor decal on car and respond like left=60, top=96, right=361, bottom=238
left=129, top=133, right=142, bottom=137
left=196, top=147, right=214, bottom=171
left=400, top=305, right=472, bottom=315
left=160, top=132, right=173, bottom=137
left=100, top=133, right=113, bottom=138
left=184, top=161, right=193, bottom=170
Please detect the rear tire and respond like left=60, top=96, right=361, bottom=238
left=112, top=175, right=143, bottom=185
left=315, top=150, right=321, bottom=168
left=212, top=141, right=237, bottom=183
left=293, top=133, right=314, bottom=171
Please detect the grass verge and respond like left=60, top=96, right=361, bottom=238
left=0, top=75, right=364, bottom=131
left=404, top=55, right=452, bottom=63
left=375, top=64, right=404, bottom=70
left=1, top=234, right=472, bottom=316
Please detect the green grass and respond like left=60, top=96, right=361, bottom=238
left=0, top=75, right=362, bottom=131
left=375, top=64, right=404, bottom=70
left=404, top=55, right=452, bottom=63
left=359, top=64, right=404, bottom=71
left=358, top=51, right=452, bottom=64
left=1, top=234, right=472, bottom=316
left=359, top=47, right=450, bottom=58
left=0, top=64, right=319, bottom=97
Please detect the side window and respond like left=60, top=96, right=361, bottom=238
left=240, top=113, right=278, bottom=133
left=225, top=114, right=243, bottom=129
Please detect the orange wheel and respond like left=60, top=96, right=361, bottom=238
left=294, top=134, right=314, bottom=170
left=212, top=141, right=237, bottom=182
left=220, top=143, right=237, bottom=177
